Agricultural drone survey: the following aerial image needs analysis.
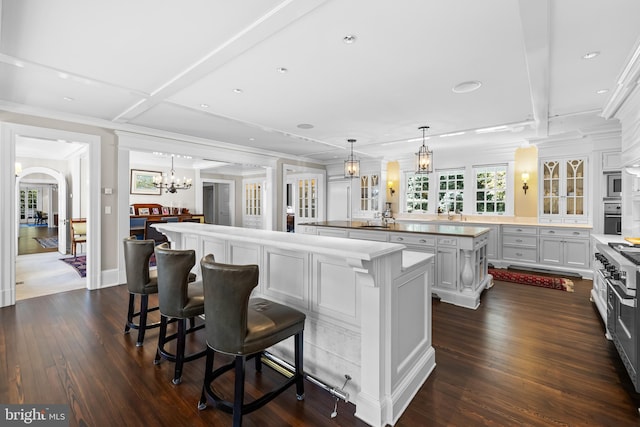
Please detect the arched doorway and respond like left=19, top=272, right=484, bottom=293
left=16, top=166, right=68, bottom=254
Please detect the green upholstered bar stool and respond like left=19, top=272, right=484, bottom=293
left=153, top=243, right=207, bottom=384
left=198, top=255, right=306, bottom=427
left=123, top=236, right=161, bottom=347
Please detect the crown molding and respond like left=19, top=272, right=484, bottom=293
left=602, top=37, right=640, bottom=119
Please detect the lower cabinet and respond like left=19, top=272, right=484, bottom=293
left=539, top=237, right=590, bottom=268
left=436, top=245, right=458, bottom=291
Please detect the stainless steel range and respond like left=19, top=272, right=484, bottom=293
left=595, top=242, right=640, bottom=392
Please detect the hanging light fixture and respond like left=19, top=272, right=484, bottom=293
left=344, top=138, right=360, bottom=178
left=415, top=126, right=433, bottom=174
left=153, top=155, right=192, bottom=193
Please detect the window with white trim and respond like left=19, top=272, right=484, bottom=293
left=474, top=164, right=507, bottom=214
left=404, top=173, right=430, bottom=213
left=437, top=169, right=464, bottom=213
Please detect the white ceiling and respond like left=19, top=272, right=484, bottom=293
left=2, top=0, right=640, bottom=165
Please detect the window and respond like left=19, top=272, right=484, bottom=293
left=404, top=173, right=430, bottom=212
left=474, top=165, right=507, bottom=214
left=438, top=170, right=464, bottom=213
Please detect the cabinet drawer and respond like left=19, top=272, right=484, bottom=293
left=502, top=246, right=537, bottom=263
left=502, top=234, right=537, bottom=247
left=389, top=233, right=435, bottom=247
left=348, top=230, right=389, bottom=242
left=317, top=228, right=347, bottom=238
left=437, top=237, right=458, bottom=247
left=502, top=226, right=537, bottom=235
left=539, top=228, right=589, bottom=238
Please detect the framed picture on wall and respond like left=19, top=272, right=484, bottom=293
left=130, top=169, right=162, bottom=195
left=138, top=207, right=150, bottom=215
left=129, top=206, right=135, bottom=215
left=151, top=207, right=160, bottom=215
left=161, top=207, right=170, bottom=215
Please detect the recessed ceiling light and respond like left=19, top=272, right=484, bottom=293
left=596, top=89, right=609, bottom=94
left=249, top=137, right=255, bottom=141
left=343, top=34, right=357, bottom=44
left=233, top=88, right=243, bottom=94
left=297, top=123, right=314, bottom=129
left=63, top=96, right=74, bottom=101
left=200, top=103, right=209, bottom=108
left=452, top=80, right=482, bottom=94
left=582, top=51, right=600, bottom=60
left=277, top=67, right=288, bottom=73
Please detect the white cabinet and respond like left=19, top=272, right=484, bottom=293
left=501, top=225, right=537, bottom=263
left=538, top=227, right=590, bottom=269
left=436, top=244, right=458, bottom=292
left=602, top=151, right=622, bottom=172
left=539, top=157, right=588, bottom=224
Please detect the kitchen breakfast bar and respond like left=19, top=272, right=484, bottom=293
left=153, top=222, right=435, bottom=427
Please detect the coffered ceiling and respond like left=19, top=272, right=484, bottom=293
left=2, top=0, right=640, bottom=164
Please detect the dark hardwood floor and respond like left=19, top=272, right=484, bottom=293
left=1, top=274, right=639, bottom=426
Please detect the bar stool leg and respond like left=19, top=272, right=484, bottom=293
left=198, top=348, right=215, bottom=410
left=233, top=355, right=246, bottom=427
left=137, top=295, right=149, bottom=347
left=173, top=319, right=186, bottom=384
left=154, top=316, right=168, bottom=365
left=124, top=294, right=135, bottom=333
left=295, top=332, right=305, bottom=400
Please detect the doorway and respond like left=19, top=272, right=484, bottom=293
left=0, top=123, right=101, bottom=308
left=202, top=180, right=234, bottom=225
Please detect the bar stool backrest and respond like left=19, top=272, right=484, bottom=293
left=154, top=243, right=197, bottom=318
left=200, top=254, right=259, bottom=354
left=123, top=236, right=155, bottom=294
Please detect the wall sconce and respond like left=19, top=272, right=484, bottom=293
left=521, top=172, right=530, bottom=195
left=15, top=162, right=22, bottom=177
left=388, top=180, right=395, bottom=196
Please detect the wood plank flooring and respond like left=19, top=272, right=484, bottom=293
left=1, top=275, right=639, bottom=426
left=18, top=224, right=59, bottom=255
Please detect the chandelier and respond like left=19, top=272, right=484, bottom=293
left=344, top=138, right=360, bottom=178
left=415, top=126, right=433, bottom=174
left=153, top=156, right=192, bottom=193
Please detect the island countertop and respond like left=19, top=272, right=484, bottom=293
left=303, top=220, right=491, bottom=238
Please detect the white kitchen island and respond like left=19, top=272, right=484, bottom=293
left=153, top=222, right=435, bottom=427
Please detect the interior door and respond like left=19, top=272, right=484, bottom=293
left=217, top=183, right=231, bottom=226
left=57, top=178, right=67, bottom=254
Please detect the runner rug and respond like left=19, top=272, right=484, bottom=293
left=488, top=268, right=574, bottom=292
left=34, top=237, right=58, bottom=248
left=60, top=256, right=87, bottom=277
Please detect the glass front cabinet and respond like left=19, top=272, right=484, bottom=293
left=539, top=157, right=588, bottom=224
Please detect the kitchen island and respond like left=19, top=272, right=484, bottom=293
left=153, top=222, right=435, bottom=427
left=298, top=220, right=492, bottom=310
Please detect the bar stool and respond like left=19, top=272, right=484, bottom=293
left=154, top=243, right=207, bottom=384
left=198, top=255, right=306, bottom=427
left=123, top=236, right=161, bottom=347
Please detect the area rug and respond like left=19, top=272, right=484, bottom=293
left=61, top=256, right=87, bottom=277
left=60, top=254, right=156, bottom=278
left=34, top=237, right=58, bottom=248
left=488, top=268, right=574, bottom=292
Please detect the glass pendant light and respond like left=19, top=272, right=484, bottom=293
left=415, top=126, right=433, bottom=174
left=344, top=139, right=360, bottom=178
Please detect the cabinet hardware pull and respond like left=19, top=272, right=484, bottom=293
left=573, top=231, right=579, bottom=235
left=549, top=230, right=555, bottom=234
left=419, top=239, right=426, bottom=243
left=516, top=228, right=522, bottom=232
left=397, top=237, right=403, bottom=241
left=516, top=252, right=523, bottom=256
left=516, top=239, right=523, bottom=243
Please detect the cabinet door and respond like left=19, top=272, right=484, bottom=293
left=564, top=159, right=585, bottom=218
left=542, top=161, right=561, bottom=216
left=563, top=239, right=590, bottom=268
left=359, top=174, right=380, bottom=212
left=436, top=246, right=458, bottom=291
left=539, top=237, right=563, bottom=265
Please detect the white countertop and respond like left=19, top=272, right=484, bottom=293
left=393, top=216, right=592, bottom=229
left=153, top=222, right=406, bottom=261
left=306, top=220, right=490, bottom=238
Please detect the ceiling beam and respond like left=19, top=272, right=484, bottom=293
left=517, top=0, right=550, bottom=138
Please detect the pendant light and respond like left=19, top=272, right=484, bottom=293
left=415, top=126, right=433, bottom=174
left=344, top=138, right=360, bottom=178
left=153, top=155, right=192, bottom=193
